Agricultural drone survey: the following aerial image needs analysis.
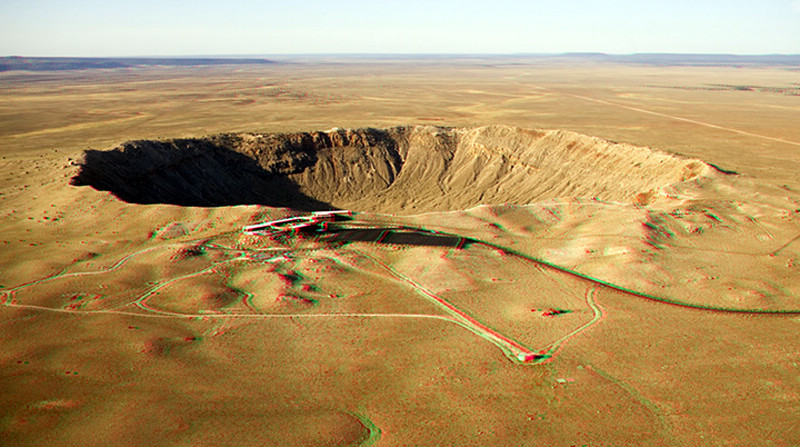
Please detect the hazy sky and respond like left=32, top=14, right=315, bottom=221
left=2, top=0, right=799, bottom=56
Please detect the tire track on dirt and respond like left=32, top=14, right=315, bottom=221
left=531, top=85, right=800, bottom=147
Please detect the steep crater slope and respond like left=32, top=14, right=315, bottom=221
left=72, top=125, right=714, bottom=213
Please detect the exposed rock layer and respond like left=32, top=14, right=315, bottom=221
left=72, top=125, right=714, bottom=212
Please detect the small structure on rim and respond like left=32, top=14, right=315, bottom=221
left=242, top=210, right=352, bottom=237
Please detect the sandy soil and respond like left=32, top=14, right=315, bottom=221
left=1, top=59, right=799, bottom=446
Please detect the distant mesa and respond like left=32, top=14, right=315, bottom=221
left=0, top=56, right=276, bottom=72
left=5, top=54, right=800, bottom=72
left=71, top=125, right=716, bottom=213
left=520, top=53, right=800, bottom=67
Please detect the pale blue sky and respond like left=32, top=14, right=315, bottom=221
left=1, top=0, right=799, bottom=56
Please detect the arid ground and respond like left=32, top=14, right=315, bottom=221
left=1, top=58, right=799, bottom=445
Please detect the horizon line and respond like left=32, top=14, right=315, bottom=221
left=4, top=52, right=800, bottom=58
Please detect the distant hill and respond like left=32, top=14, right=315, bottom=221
left=4, top=54, right=800, bottom=71
left=551, top=53, right=800, bottom=66
left=0, top=56, right=276, bottom=72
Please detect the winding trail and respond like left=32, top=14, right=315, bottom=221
left=474, top=238, right=800, bottom=315
left=0, top=245, right=168, bottom=304
left=1, top=302, right=459, bottom=323
left=534, top=287, right=605, bottom=363
left=5, top=218, right=797, bottom=369
left=0, top=235, right=589, bottom=364
left=352, top=248, right=544, bottom=363
left=132, top=256, right=248, bottom=313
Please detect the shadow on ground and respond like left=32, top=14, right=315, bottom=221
left=324, top=228, right=471, bottom=249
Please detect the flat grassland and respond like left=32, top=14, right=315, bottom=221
left=1, top=59, right=799, bottom=445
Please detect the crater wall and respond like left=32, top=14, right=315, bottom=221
left=72, top=125, right=714, bottom=212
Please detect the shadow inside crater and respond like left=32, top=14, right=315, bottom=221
left=70, top=139, right=335, bottom=211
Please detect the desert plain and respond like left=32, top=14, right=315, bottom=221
left=1, top=57, right=799, bottom=445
